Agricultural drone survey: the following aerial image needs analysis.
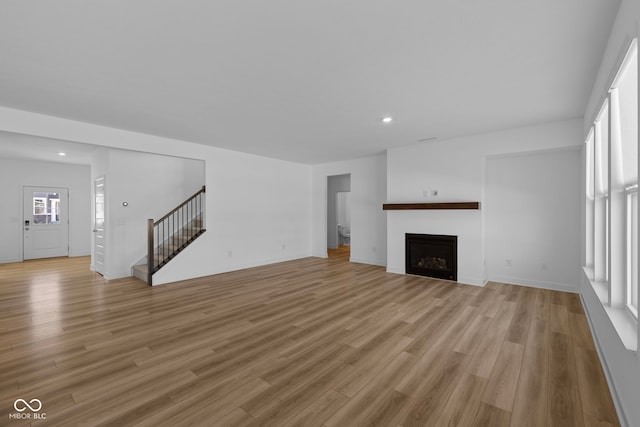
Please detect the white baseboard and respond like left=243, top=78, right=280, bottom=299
left=385, top=266, right=484, bottom=287
left=488, top=275, right=578, bottom=293
left=386, top=266, right=403, bottom=275
left=350, top=257, right=386, bottom=267
left=457, top=276, right=485, bottom=286
left=104, top=270, right=132, bottom=280
left=152, top=252, right=312, bottom=286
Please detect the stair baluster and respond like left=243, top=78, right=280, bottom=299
left=145, top=185, right=206, bottom=285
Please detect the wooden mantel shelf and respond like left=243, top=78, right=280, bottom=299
left=383, top=202, right=480, bottom=210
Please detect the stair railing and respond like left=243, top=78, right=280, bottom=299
left=147, top=185, right=206, bottom=285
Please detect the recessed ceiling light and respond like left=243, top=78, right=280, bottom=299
left=58, top=152, right=67, bottom=156
left=381, top=116, right=393, bottom=124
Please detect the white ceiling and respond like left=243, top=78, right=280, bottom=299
left=0, top=131, right=100, bottom=165
left=0, top=0, right=620, bottom=164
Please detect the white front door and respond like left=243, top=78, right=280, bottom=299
left=93, top=176, right=106, bottom=275
left=23, top=186, right=69, bottom=260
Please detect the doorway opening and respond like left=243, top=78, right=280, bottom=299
left=327, top=174, right=351, bottom=260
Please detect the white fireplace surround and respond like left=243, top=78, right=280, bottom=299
left=386, top=119, right=582, bottom=291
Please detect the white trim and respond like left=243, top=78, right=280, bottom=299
left=586, top=129, right=595, bottom=200
left=386, top=272, right=485, bottom=287
left=604, top=305, right=638, bottom=351
left=483, top=144, right=581, bottom=161
left=386, top=266, right=404, bottom=275
left=350, top=257, right=386, bottom=267
left=488, top=275, right=578, bottom=293
left=626, top=191, right=638, bottom=316
left=610, top=38, right=638, bottom=91
left=152, top=252, right=314, bottom=286
left=456, top=276, right=485, bottom=286
left=580, top=291, right=631, bottom=427
left=584, top=269, right=637, bottom=351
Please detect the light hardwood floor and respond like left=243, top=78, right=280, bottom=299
left=0, top=255, right=619, bottom=426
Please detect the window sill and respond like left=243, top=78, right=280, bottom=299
left=603, top=305, right=637, bottom=351
left=583, top=267, right=637, bottom=351
left=583, top=266, right=609, bottom=303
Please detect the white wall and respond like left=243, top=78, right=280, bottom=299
left=485, top=147, right=581, bottom=291
left=0, top=107, right=313, bottom=286
left=91, top=148, right=205, bottom=279
left=581, top=1, right=640, bottom=426
left=386, top=119, right=583, bottom=286
left=0, top=157, right=91, bottom=263
left=312, top=153, right=387, bottom=266
left=154, top=148, right=311, bottom=284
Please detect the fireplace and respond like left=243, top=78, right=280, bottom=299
left=405, top=233, right=457, bottom=281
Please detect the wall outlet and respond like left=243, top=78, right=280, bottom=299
left=423, top=190, right=429, bottom=198
left=372, top=246, right=376, bottom=253
left=228, top=250, right=233, bottom=257
left=431, top=189, right=439, bottom=196
left=282, top=244, right=286, bottom=251
left=505, top=259, right=512, bottom=267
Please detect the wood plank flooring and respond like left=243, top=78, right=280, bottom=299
left=0, top=255, right=619, bottom=426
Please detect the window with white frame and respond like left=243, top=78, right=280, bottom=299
left=33, top=197, right=46, bottom=216
left=593, top=101, right=610, bottom=288
left=585, top=129, right=595, bottom=269
left=585, top=38, right=638, bottom=344
left=613, top=39, right=638, bottom=317
left=628, top=188, right=638, bottom=316
left=31, top=193, right=61, bottom=225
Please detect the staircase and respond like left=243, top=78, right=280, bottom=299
left=132, top=186, right=206, bottom=285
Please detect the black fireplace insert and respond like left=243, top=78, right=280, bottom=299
left=405, top=233, right=457, bottom=281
